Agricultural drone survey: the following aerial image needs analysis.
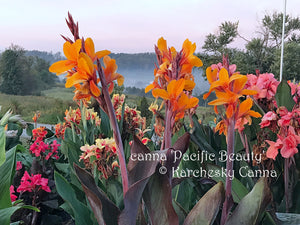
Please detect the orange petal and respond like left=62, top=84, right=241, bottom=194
left=152, top=89, right=170, bottom=100
left=108, top=82, right=114, bottom=94
left=208, top=98, right=228, bottom=106
left=89, top=80, right=101, bottom=97
left=206, top=67, right=218, bottom=84
left=167, top=79, right=185, bottom=99
left=145, top=83, right=154, bottom=93
left=238, top=98, right=253, bottom=116
left=63, top=39, right=82, bottom=61
left=203, top=91, right=211, bottom=100
left=189, top=55, right=203, bottom=67
left=187, top=97, right=199, bottom=109
left=184, top=79, right=196, bottom=91
left=240, top=89, right=257, bottom=95
left=85, top=38, right=96, bottom=59
left=95, top=50, right=111, bottom=59
left=218, top=68, right=229, bottom=82
left=157, top=37, right=167, bottom=53
left=226, top=104, right=234, bottom=118
left=65, top=72, right=89, bottom=88
left=116, top=74, right=124, bottom=86
left=248, top=110, right=262, bottom=118
left=49, top=60, right=75, bottom=75
left=231, top=75, right=247, bottom=93
left=78, top=53, right=94, bottom=75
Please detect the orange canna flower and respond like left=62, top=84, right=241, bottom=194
left=235, top=98, right=261, bottom=131
left=49, top=39, right=82, bottom=75
left=180, top=39, right=203, bottom=74
left=84, top=38, right=111, bottom=62
left=152, top=79, right=198, bottom=121
left=65, top=52, right=100, bottom=97
left=152, top=79, right=185, bottom=103
left=215, top=120, right=228, bottom=136
left=102, top=56, right=124, bottom=94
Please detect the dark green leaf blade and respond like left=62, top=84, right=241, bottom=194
left=225, top=177, right=271, bottom=225
left=183, top=182, right=225, bottom=225
left=275, top=80, right=295, bottom=111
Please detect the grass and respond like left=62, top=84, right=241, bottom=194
left=0, top=84, right=216, bottom=125
left=0, top=89, right=76, bottom=124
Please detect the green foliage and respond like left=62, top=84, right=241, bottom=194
left=137, top=96, right=152, bottom=125
left=0, top=92, right=76, bottom=124
left=224, top=178, right=271, bottom=225
left=203, top=21, right=238, bottom=55
left=0, top=145, right=25, bottom=209
left=54, top=171, right=96, bottom=225
left=0, top=126, right=5, bottom=167
left=271, top=42, right=300, bottom=81
left=275, top=80, right=295, bottom=111
left=183, top=182, right=224, bottom=225
left=0, top=45, right=59, bottom=96
left=0, top=204, right=39, bottom=225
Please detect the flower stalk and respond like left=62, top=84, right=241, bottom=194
left=221, top=118, right=235, bottom=225
left=96, top=59, right=129, bottom=196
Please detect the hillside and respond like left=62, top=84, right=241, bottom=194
left=22, top=50, right=209, bottom=92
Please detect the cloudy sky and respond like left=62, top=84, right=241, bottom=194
left=0, top=0, right=298, bottom=53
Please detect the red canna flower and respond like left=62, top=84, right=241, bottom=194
left=17, top=171, right=51, bottom=193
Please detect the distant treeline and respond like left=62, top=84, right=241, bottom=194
left=110, top=53, right=156, bottom=71
left=0, top=45, right=59, bottom=95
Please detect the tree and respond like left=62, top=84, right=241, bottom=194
left=0, top=45, right=28, bottom=95
left=244, top=12, right=300, bottom=74
left=271, top=42, right=300, bottom=81
left=137, top=96, right=152, bottom=126
left=203, top=21, right=239, bottom=55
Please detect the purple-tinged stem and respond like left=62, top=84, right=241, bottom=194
left=163, top=103, right=172, bottom=149
left=221, top=118, right=235, bottom=225
left=284, top=158, right=289, bottom=212
left=96, top=60, right=128, bottom=197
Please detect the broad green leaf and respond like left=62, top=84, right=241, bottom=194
left=183, top=182, right=225, bottom=225
left=0, top=205, right=39, bottom=225
left=54, top=171, right=95, bottom=225
left=0, top=145, right=25, bottom=209
left=206, top=164, right=249, bottom=203
left=225, top=177, right=271, bottom=225
left=100, top=108, right=111, bottom=136
left=275, top=80, right=295, bottom=111
left=143, top=172, right=179, bottom=225
left=26, top=123, right=34, bottom=137
left=74, top=164, right=120, bottom=225
left=0, top=126, right=6, bottom=167
left=191, top=115, right=219, bottom=157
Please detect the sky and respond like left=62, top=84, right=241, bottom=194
left=0, top=0, right=299, bottom=54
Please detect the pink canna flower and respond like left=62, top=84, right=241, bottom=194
left=266, top=139, right=283, bottom=160
left=16, top=161, right=22, bottom=170
left=256, top=73, right=279, bottom=100
left=260, top=111, right=277, bottom=128
left=280, top=127, right=300, bottom=158
left=10, top=185, right=17, bottom=202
